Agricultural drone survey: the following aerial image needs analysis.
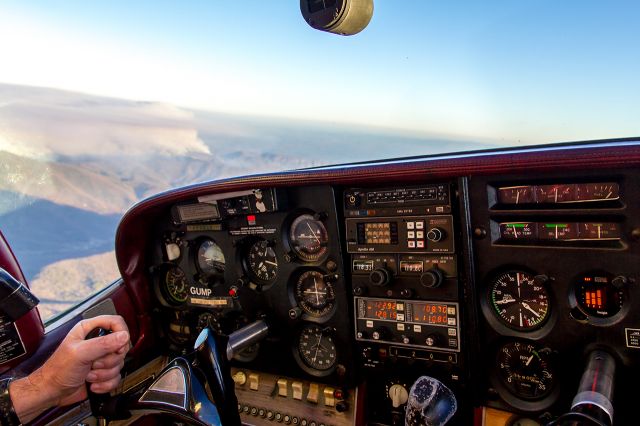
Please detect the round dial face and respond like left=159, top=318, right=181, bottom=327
left=497, top=341, right=555, bottom=400
left=247, top=240, right=278, bottom=283
left=164, top=267, right=189, bottom=304
left=295, top=270, right=335, bottom=317
left=297, top=324, right=337, bottom=371
left=489, top=271, right=549, bottom=331
left=289, top=214, right=329, bottom=262
left=197, top=239, right=225, bottom=275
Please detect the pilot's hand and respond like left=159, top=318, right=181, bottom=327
left=10, top=314, right=130, bottom=423
left=43, top=315, right=131, bottom=406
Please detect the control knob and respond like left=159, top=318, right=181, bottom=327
left=420, top=267, right=444, bottom=288
left=426, top=227, right=446, bottom=242
left=372, top=328, right=387, bottom=340
left=388, top=384, right=409, bottom=408
left=425, top=333, right=441, bottom=347
left=369, top=267, right=392, bottom=287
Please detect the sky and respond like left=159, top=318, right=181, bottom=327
left=1, top=1, right=640, bottom=145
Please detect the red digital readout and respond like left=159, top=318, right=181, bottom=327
left=365, top=301, right=398, bottom=320
left=412, top=303, right=449, bottom=325
left=585, top=289, right=606, bottom=310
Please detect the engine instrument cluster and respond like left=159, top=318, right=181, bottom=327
left=472, top=171, right=640, bottom=420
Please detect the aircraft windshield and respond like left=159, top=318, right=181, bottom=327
left=0, top=1, right=638, bottom=320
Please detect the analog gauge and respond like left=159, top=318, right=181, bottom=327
left=497, top=186, right=534, bottom=205
left=489, top=271, right=550, bottom=331
left=197, top=239, right=225, bottom=276
left=164, top=267, right=189, bottom=304
left=536, top=184, right=575, bottom=203
left=497, top=341, right=555, bottom=400
left=246, top=239, right=278, bottom=283
left=295, top=270, right=335, bottom=317
left=297, top=324, right=337, bottom=372
left=289, top=214, right=329, bottom=262
left=576, top=182, right=619, bottom=201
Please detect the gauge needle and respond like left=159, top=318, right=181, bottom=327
left=554, top=187, right=558, bottom=203
left=516, top=190, right=520, bottom=205
left=307, top=222, right=321, bottom=244
left=265, top=260, right=277, bottom=266
left=522, top=302, right=541, bottom=318
left=312, top=333, right=322, bottom=363
left=525, top=354, right=534, bottom=366
left=313, top=276, right=320, bottom=305
left=519, top=310, right=523, bottom=328
left=517, top=273, right=521, bottom=298
left=512, top=224, right=518, bottom=239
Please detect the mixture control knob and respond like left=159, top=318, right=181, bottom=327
left=401, top=335, right=411, bottom=345
left=369, top=268, right=392, bottom=287
left=427, top=227, right=446, bottom=242
left=420, top=267, right=444, bottom=288
left=388, top=384, right=409, bottom=408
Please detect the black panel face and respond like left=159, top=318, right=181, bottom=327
left=141, top=165, right=640, bottom=425
left=150, top=186, right=355, bottom=385
left=468, top=169, right=640, bottom=419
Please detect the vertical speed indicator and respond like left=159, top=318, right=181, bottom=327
left=489, top=271, right=550, bottom=331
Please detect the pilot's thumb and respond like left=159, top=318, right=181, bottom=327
left=78, top=330, right=129, bottom=362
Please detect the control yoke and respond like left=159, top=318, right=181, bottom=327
left=93, top=320, right=269, bottom=425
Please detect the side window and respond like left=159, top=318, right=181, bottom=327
left=0, top=183, right=121, bottom=322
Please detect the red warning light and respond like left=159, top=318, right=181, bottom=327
left=247, top=215, right=257, bottom=225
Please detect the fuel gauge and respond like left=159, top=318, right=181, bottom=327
left=497, top=186, right=534, bottom=205
left=576, top=183, right=619, bottom=201
left=536, top=184, right=575, bottom=203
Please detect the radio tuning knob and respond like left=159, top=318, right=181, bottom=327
left=369, top=268, right=392, bottom=287
left=425, top=333, right=441, bottom=347
left=372, top=328, right=387, bottom=340
left=427, top=227, right=446, bottom=242
left=420, top=267, right=444, bottom=288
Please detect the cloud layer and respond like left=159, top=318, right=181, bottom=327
left=0, top=83, right=211, bottom=159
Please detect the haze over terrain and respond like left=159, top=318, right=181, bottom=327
left=0, top=83, right=492, bottom=320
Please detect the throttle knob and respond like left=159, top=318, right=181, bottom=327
left=369, top=268, right=392, bottom=287
left=426, top=228, right=446, bottom=242
left=420, top=268, right=444, bottom=288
